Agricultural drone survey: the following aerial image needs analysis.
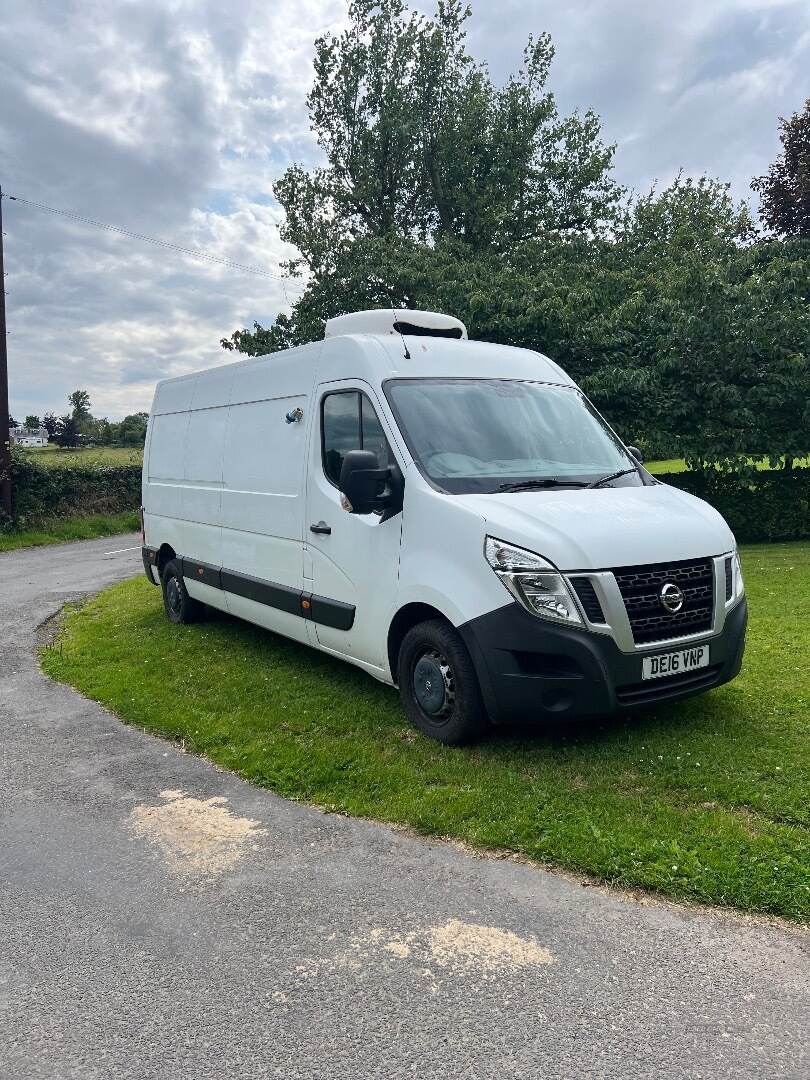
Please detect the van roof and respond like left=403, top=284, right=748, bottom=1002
left=320, top=333, right=576, bottom=389
left=150, top=326, right=575, bottom=415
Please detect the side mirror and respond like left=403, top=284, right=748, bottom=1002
left=626, top=445, right=644, bottom=465
left=339, top=449, right=391, bottom=514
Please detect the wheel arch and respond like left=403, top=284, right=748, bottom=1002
left=387, top=602, right=453, bottom=686
left=156, top=543, right=177, bottom=577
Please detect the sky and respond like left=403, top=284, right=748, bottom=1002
left=1, top=0, right=808, bottom=421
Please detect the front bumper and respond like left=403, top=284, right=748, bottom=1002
left=458, top=597, right=748, bottom=724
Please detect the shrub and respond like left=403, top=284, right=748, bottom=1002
left=0, top=448, right=141, bottom=532
left=659, top=467, right=810, bottom=544
left=3, top=448, right=805, bottom=545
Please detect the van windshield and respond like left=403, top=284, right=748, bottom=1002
left=385, top=378, right=640, bottom=495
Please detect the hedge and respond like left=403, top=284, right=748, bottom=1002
left=0, top=450, right=142, bottom=532
left=659, top=467, right=810, bottom=544
left=2, top=450, right=806, bottom=544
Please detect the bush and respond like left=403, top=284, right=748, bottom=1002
left=660, top=467, right=810, bottom=544
left=3, top=448, right=804, bottom=545
left=0, top=448, right=141, bottom=532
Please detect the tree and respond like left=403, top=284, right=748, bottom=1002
left=115, top=413, right=149, bottom=447
left=68, top=390, right=93, bottom=433
left=221, top=315, right=297, bottom=355
left=752, top=99, right=810, bottom=238
left=54, top=415, right=81, bottom=448
left=222, top=6, right=809, bottom=473
left=91, top=417, right=114, bottom=445
left=226, top=1, right=620, bottom=353
left=42, top=412, right=58, bottom=437
left=273, top=1, right=619, bottom=277
left=24, top=415, right=41, bottom=430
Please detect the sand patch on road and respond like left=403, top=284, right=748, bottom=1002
left=361, top=919, right=554, bottom=976
left=426, top=918, right=554, bottom=971
left=130, top=789, right=265, bottom=876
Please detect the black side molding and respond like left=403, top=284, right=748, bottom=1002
left=180, top=558, right=356, bottom=631
left=180, top=557, right=221, bottom=591
left=220, top=568, right=301, bottom=617
left=308, top=592, right=355, bottom=631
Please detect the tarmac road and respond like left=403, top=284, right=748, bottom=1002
left=1, top=534, right=807, bottom=1079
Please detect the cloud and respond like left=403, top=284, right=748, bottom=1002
left=460, top=0, right=810, bottom=199
left=2, top=0, right=808, bottom=419
left=1, top=0, right=343, bottom=420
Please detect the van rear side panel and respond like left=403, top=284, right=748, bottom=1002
left=144, top=409, right=191, bottom=558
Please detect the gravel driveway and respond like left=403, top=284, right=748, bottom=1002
left=1, top=534, right=807, bottom=1079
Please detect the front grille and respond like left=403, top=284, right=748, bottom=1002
left=616, top=664, right=722, bottom=706
left=613, top=557, right=715, bottom=645
left=724, top=556, right=733, bottom=601
left=569, top=577, right=606, bottom=623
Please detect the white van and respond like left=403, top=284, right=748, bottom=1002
left=141, top=309, right=747, bottom=744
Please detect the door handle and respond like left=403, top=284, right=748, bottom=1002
left=310, top=521, right=332, bottom=535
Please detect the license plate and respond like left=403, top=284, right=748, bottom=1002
left=642, top=644, right=709, bottom=680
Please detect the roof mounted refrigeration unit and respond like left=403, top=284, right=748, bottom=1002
left=324, top=309, right=468, bottom=341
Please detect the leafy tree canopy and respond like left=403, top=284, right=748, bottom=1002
left=68, top=390, right=93, bottom=434
left=275, top=0, right=620, bottom=275
left=753, top=99, right=810, bottom=238
left=223, top=1, right=809, bottom=472
left=54, top=415, right=81, bottom=449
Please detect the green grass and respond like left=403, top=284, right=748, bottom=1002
left=0, top=511, right=140, bottom=552
left=647, top=457, right=809, bottom=475
left=23, top=445, right=143, bottom=467
left=41, top=543, right=809, bottom=919
left=647, top=459, right=688, bottom=474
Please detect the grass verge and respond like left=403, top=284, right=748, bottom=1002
left=41, top=542, right=809, bottom=919
left=23, top=446, right=143, bottom=467
left=0, top=511, right=140, bottom=552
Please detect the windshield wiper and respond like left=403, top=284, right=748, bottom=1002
left=496, top=478, right=591, bottom=492
left=588, top=466, right=639, bottom=489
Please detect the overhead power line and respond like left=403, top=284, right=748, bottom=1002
left=7, top=192, right=304, bottom=286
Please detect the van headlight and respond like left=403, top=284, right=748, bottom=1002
left=484, top=537, right=582, bottom=625
left=733, top=549, right=745, bottom=600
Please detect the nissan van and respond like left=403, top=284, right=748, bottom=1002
left=141, top=309, right=747, bottom=744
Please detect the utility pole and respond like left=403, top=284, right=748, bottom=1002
left=0, top=185, right=12, bottom=520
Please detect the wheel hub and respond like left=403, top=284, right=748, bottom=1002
left=412, top=650, right=454, bottom=720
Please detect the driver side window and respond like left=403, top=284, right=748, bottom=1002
left=321, top=390, right=392, bottom=486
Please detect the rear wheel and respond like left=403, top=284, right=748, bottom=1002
left=161, top=559, right=204, bottom=624
left=398, top=619, right=489, bottom=745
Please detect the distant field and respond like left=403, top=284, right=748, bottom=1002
left=647, top=459, right=687, bottom=474
left=647, top=457, right=808, bottom=475
left=24, top=445, right=143, bottom=467
left=20, top=448, right=803, bottom=475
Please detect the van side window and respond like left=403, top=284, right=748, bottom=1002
left=321, top=390, right=392, bottom=485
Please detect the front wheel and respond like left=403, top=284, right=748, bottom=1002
left=161, top=559, right=204, bottom=624
left=398, top=620, right=490, bottom=745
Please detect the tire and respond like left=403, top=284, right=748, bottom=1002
left=161, top=559, right=204, bottom=625
left=397, top=619, right=490, bottom=746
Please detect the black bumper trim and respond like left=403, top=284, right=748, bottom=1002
left=459, top=599, right=747, bottom=724
left=142, top=546, right=160, bottom=586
